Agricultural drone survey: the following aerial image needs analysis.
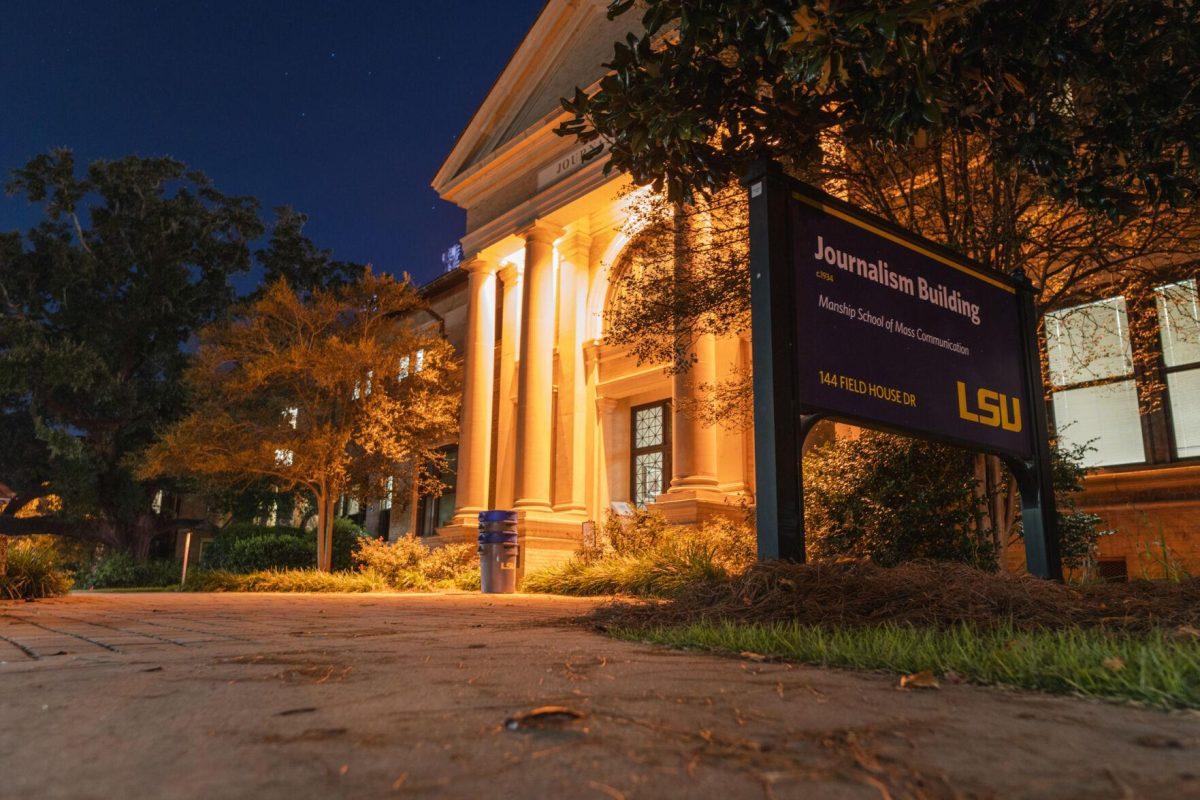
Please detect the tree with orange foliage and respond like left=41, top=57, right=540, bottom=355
left=141, top=270, right=460, bottom=571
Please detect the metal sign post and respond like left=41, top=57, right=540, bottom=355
left=744, top=160, right=1062, bottom=579
left=180, top=530, right=192, bottom=588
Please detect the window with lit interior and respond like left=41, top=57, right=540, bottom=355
left=630, top=401, right=671, bottom=508
left=1045, top=297, right=1145, bottom=467
left=1156, top=279, right=1200, bottom=459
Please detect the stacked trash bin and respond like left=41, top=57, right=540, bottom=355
left=478, top=510, right=519, bottom=594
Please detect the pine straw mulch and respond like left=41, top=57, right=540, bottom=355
left=587, top=560, right=1200, bottom=634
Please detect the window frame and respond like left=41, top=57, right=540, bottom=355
left=1043, top=295, right=1148, bottom=468
left=629, top=399, right=672, bottom=508
left=1155, top=275, right=1200, bottom=462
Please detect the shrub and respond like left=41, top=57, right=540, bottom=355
left=603, top=508, right=672, bottom=556
left=1, top=537, right=75, bottom=600
left=804, top=430, right=1107, bottom=572
left=219, top=534, right=314, bottom=572
left=422, top=542, right=480, bottom=589
left=201, top=518, right=367, bottom=572
left=200, top=523, right=303, bottom=570
left=804, top=431, right=997, bottom=569
left=330, top=518, right=369, bottom=571
left=353, top=536, right=479, bottom=590
left=697, top=515, right=757, bottom=569
left=354, top=536, right=429, bottom=588
left=184, top=568, right=387, bottom=593
left=1046, top=439, right=1111, bottom=571
left=79, top=552, right=180, bottom=589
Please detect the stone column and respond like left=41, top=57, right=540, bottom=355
left=493, top=261, right=523, bottom=509
left=596, top=395, right=621, bottom=515
left=553, top=230, right=591, bottom=514
left=715, top=332, right=749, bottom=494
left=583, top=340, right=604, bottom=520
left=452, top=257, right=498, bottom=519
left=666, top=204, right=719, bottom=495
left=513, top=222, right=563, bottom=513
left=670, top=332, right=720, bottom=490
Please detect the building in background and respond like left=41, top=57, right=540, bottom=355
left=374, top=0, right=1199, bottom=580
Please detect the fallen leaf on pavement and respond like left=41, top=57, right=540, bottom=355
left=504, top=705, right=586, bottom=731
left=276, top=707, right=317, bottom=716
left=739, top=651, right=767, bottom=662
left=587, top=780, right=627, bottom=800
left=899, top=670, right=940, bottom=690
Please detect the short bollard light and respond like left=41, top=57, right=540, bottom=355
left=478, top=510, right=519, bottom=594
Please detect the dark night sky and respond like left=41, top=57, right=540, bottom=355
left=0, top=1, right=547, bottom=288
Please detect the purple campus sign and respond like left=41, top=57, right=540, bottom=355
left=747, top=164, right=1060, bottom=576
left=789, top=190, right=1035, bottom=461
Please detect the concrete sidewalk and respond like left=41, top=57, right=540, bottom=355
left=1, top=592, right=1197, bottom=799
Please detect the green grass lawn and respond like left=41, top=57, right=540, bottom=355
left=613, top=620, right=1200, bottom=710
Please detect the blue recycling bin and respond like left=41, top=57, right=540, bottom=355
left=478, top=510, right=519, bottom=593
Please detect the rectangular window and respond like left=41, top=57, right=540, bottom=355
left=630, top=401, right=671, bottom=508
left=1096, top=557, right=1128, bottom=583
left=1045, top=297, right=1145, bottom=467
left=377, top=477, right=394, bottom=539
left=1156, top=279, right=1200, bottom=458
left=381, top=476, right=394, bottom=511
left=399, top=350, right=426, bottom=382
left=417, top=446, right=458, bottom=536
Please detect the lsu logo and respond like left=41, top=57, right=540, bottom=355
left=957, top=381, right=1022, bottom=432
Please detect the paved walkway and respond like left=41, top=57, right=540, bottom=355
left=1, top=593, right=1198, bottom=800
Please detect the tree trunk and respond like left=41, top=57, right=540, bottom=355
left=971, top=453, right=1021, bottom=571
left=971, top=455, right=990, bottom=555
left=315, top=491, right=334, bottom=572
left=118, top=513, right=160, bottom=562
left=315, top=492, right=326, bottom=571
left=321, top=510, right=334, bottom=572
left=0, top=536, right=7, bottom=578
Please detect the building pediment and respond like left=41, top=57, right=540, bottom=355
left=432, top=0, right=633, bottom=208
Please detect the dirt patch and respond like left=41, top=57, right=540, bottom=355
left=587, top=560, right=1200, bottom=632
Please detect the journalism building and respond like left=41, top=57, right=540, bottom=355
left=370, top=0, right=1200, bottom=579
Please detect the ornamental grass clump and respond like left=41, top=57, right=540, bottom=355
left=184, top=568, right=388, bottom=593
left=523, top=511, right=755, bottom=597
left=0, top=537, right=74, bottom=600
